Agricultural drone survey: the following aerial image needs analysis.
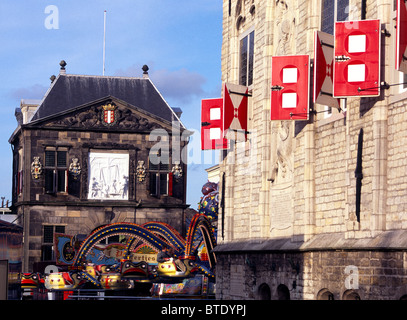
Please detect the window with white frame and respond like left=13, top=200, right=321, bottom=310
left=323, top=105, right=333, bottom=119
left=322, top=99, right=347, bottom=119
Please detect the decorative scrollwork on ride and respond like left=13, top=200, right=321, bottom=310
left=72, top=223, right=167, bottom=266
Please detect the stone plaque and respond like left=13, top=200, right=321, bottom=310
left=270, top=182, right=293, bottom=231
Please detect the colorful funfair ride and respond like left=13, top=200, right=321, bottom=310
left=20, top=182, right=219, bottom=297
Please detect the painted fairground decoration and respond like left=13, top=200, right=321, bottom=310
left=198, top=181, right=219, bottom=221
left=151, top=274, right=215, bottom=298
left=27, top=211, right=217, bottom=294
left=55, top=233, right=157, bottom=266
left=88, top=151, right=129, bottom=200
left=55, top=233, right=75, bottom=265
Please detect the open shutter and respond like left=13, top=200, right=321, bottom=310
left=271, top=55, right=310, bottom=121
left=201, top=98, right=228, bottom=150
left=17, top=170, right=23, bottom=195
left=396, top=0, right=407, bottom=73
left=333, top=19, right=381, bottom=97
left=149, top=173, right=158, bottom=196
left=168, top=172, right=173, bottom=196
left=223, top=83, right=249, bottom=141
left=314, top=31, right=340, bottom=109
left=45, top=169, right=56, bottom=194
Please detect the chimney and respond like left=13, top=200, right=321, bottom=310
left=20, top=99, right=40, bottom=124
left=59, top=60, right=67, bottom=75
left=173, top=107, right=183, bottom=119
left=142, top=65, right=149, bottom=78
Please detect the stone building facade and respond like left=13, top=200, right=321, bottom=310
left=214, top=0, right=407, bottom=299
left=10, top=63, right=190, bottom=272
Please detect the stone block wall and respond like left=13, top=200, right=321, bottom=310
left=216, top=0, right=407, bottom=300
left=216, top=250, right=407, bottom=300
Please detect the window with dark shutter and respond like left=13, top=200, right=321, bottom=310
left=44, top=148, right=68, bottom=194
left=43, top=225, right=54, bottom=243
left=160, top=173, right=168, bottom=195
left=41, top=225, right=65, bottom=261
left=44, top=169, right=55, bottom=194
left=149, top=152, right=171, bottom=197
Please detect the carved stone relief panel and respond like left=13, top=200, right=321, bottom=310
left=274, top=0, right=296, bottom=56
left=270, top=121, right=294, bottom=184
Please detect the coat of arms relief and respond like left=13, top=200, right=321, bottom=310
left=31, top=156, right=42, bottom=179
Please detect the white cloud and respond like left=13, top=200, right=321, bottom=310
left=9, top=84, right=48, bottom=101
left=114, top=65, right=206, bottom=104
left=150, top=68, right=206, bottom=103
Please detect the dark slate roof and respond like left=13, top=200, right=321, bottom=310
left=0, top=219, right=23, bottom=233
left=31, top=74, right=180, bottom=124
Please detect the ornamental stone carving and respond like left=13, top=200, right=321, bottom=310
left=172, top=162, right=183, bottom=181
left=136, top=160, right=147, bottom=182
left=31, top=156, right=42, bottom=179
left=69, top=157, right=81, bottom=179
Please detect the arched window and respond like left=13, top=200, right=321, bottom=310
left=277, top=284, right=290, bottom=300
left=258, top=283, right=271, bottom=300
left=343, top=289, right=361, bottom=300
left=317, top=288, right=335, bottom=300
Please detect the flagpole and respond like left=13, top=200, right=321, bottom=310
left=103, top=10, right=106, bottom=76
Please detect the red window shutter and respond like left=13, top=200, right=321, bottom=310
left=201, top=98, right=228, bottom=150
left=396, top=0, right=407, bottom=73
left=223, top=83, right=249, bottom=141
left=168, top=172, right=173, bottom=197
left=333, top=19, right=381, bottom=97
left=270, top=55, right=310, bottom=121
left=17, top=170, right=23, bottom=195
left=313, top=31, right=340, bottom=109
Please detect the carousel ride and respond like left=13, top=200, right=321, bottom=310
left=20, top=181, right=219, bottom=294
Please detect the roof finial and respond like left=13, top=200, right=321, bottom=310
left=60, top=60, right=67, bottom=74
left=142, top=65, right=149, bottom=78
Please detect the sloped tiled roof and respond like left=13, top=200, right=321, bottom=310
left=31, top=74, right=181, bottom=125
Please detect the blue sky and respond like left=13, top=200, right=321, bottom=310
left=0, top=0, right=223, bottom=209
